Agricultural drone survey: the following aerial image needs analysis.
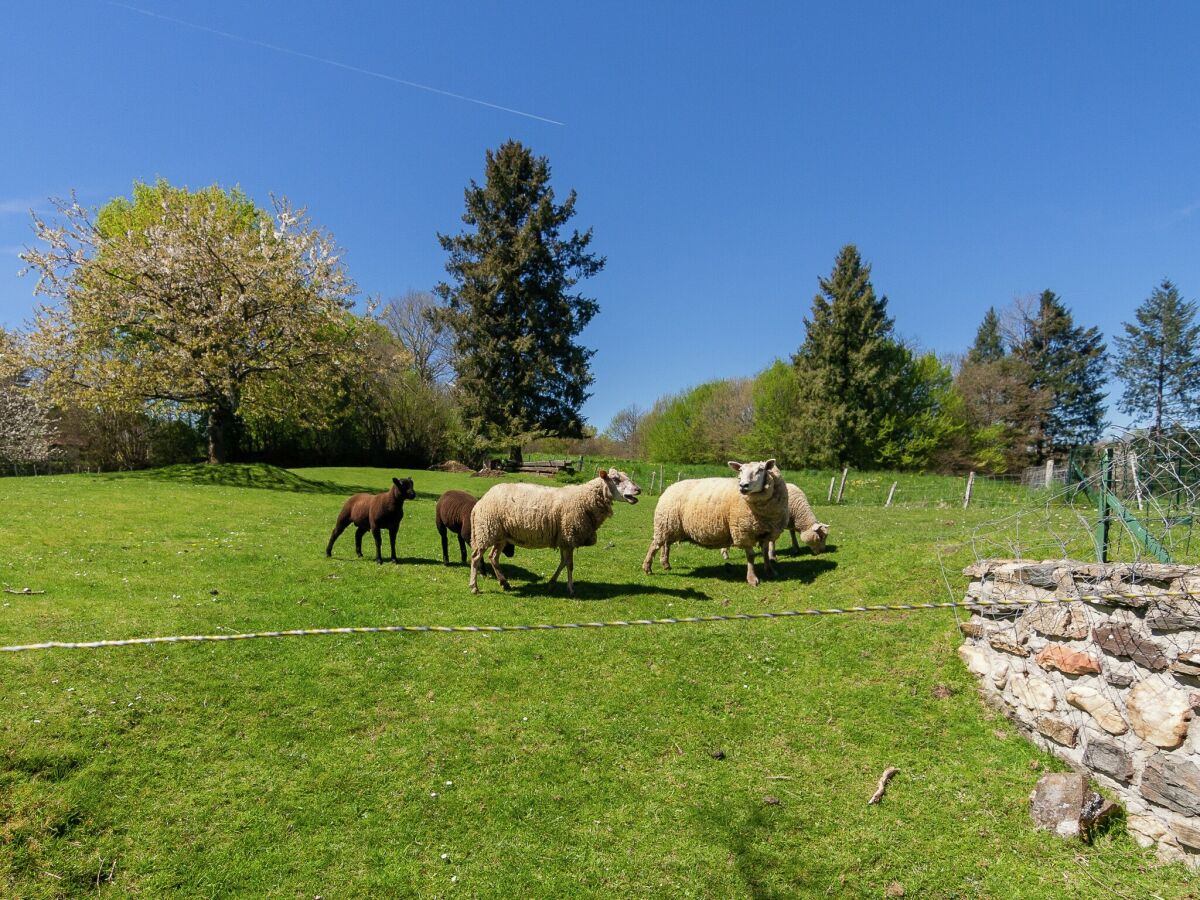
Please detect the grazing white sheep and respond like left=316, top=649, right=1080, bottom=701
left=720, top=482, right=829, bottom=562
left=643, top=459, right=788, bottom=587
left=469, top=469, right=642, bottom=595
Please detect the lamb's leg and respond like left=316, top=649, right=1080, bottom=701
left=790, top=527, right=801, bottom=556
left=488, top=545, right=509, bottom=590
left=744, top=547, right=760, bottom=587
left=767, top=540, right=777, bottom=564
left=372, top=527, right=384, bottom=564
left=354, top=526, right=366, bottom=557
left=469, top=547, right=482, bottom=593
left=458, top=534, right=468, bottom=565
left=438, top=522, right=450, bottom=565
left=388, top=526, right=399, bottom=563
left=326, top=517, right=349, bottom=557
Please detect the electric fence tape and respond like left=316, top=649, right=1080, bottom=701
left=3, top=590, right=1185, bottom=653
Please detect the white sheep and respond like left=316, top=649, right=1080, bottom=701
left=469, top=468, right=642, bottom=595
left=643, top=459, right=789, bottom=587
left=720, top=482, right=830, bottom=562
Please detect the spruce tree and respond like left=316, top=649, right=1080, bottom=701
left=967, top=307, right=1005, bottom=363
left=1114, top=278, right=1200, bottom=433
left=791, top=245, right=907, bottom=467
left=1013, top=290, right=1107, bottom=459
left=435, top=141, right=604, bottom=462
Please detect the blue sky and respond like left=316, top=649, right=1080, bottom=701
left=3, top=1, right=1199, bottom=430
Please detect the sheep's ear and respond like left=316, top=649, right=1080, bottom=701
left=765, top=459, right=778, bottom=471
left=392, top=477, right=401, bottom=487
left=597, top=468, right=609, bottom=479
left=727, top=461, right=742, bottom=472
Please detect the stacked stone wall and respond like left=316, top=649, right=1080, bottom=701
left=958, top=559, right=1200, bottom=866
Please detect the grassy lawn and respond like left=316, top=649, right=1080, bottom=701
left=0, top=465, right=1195, bottom=898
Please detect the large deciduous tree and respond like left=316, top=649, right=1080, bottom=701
left=21, top=181, right=358, bottom=463
left=1012, top=290, right=1107, bottom=459
left=435, top=141, right=604, bottom=463
left=0, top=328, right=54, bottom=471
left=379, top=290, right=453, bottom=385
left=1114, top=278, right=1200, bottom=433
left=790, top=245, right=909, bottom=468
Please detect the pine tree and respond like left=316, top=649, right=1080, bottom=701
left=967, top=307, right=1005, bottom=363
left=791, top=245, right=908, bottom=467
left=436, top=141, right=604, bottom=462
left=1013, top=290, right=1107, bottom=459
left=1114, top=278, right=1200, bottom=433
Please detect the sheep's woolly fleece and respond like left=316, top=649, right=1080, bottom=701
left=786, top=483, right=830, bottom=553
left=648, top=463, right=789, bottom=553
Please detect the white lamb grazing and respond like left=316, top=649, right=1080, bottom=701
left=643, top=459, right=789, bottom=587
left=469, top=468, right=641, bottom=596
left=721, top=482, right=830, bottom=562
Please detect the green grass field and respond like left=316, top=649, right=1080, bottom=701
left=1, top=465, right=1195, bottom=898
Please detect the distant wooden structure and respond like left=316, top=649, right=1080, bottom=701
left=497, top=456, right=583, bottom=476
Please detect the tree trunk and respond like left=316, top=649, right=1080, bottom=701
left=207, top=406, right=236, bottom=464
left=509, top=445, right=523, bottom=465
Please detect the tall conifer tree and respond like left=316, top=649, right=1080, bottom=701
left=967, top=307, right=1005, bottom=363
left=1013, top=290, right=1107, bottom=459
left=1114, top=278, right=1200, bottom=433
left=791, top=245, right=907, bottom=467
left=436, top=141, right=604, bottom=461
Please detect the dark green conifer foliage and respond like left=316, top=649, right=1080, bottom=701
left=436, top=141, right=604, bottom=462
left=1114, top=278, right=1200, bottom=433
left=791, top=245, right=907, bottom=467
left=1013, top=290, right=1107, bottom=459
left=967, top=307, right=1005, bottom=363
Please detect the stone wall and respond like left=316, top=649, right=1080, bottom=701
left=958, top=559, right=1200, bottom=866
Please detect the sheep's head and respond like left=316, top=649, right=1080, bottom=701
left=391, top=477, right=417, bottom=501
left=800, top=523, right=830, bottom=554
left=728, top=459, right=779, bottom=496
left=599, top=468, right=641, bottom=504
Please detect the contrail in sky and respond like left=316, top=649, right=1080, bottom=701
left=100, top=0, right=565, bottom=126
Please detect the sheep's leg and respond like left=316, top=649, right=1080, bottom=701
left=720, top=547, right=729, bottom=562
left=388, top=526, right=399, bottom=563
left=458, top=534, right=468, bottom=565
left=326, top=519, right=348, bottom=557
left=549, top=550, right=566, bottom=584
left=744, top=547, right=760, bottom=587
left=488, top=545, right=509, bottom=590
left=438, top=523, right=450, bottom=565
left=790, top=527, right=801, bottom=556
left=372, top=527, right=384, bottom=564
left=642, top=540, right=660, bottom=575
left=469, top=547, right=482, bottom=593
left=354, top=526, right=367, bottom=557
left=762, top=539, right=778, bottom=577
left=565, top=547, right=575, bottom=596
left=660, top=542, right=671, bottom=571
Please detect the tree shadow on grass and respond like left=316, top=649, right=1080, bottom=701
left=682, top=557, right=838, bottom=585
left=116, top=463, right=440, bottom=500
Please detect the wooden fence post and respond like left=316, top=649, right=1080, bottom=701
left=827, top=476, right=835, bottom=503
left=885, top=482, right=898, bottom=507
left=1044, top=459, right=1055, bottom=490
left=836, top=467, right=849, bottom=504
left=1130, top=451, right=1143, bottom=511
left=963, top=471, right=976, bottom=508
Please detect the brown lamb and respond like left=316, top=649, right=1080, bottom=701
left=326, top=477, right=417, bottom=564
left=434, top=490, right=514, bottom=566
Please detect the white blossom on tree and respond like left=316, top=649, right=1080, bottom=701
left=20, top=182, right=359, bottom=463
left=0, top=329, right=54, bottom=471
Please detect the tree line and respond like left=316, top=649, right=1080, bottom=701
left=2, top=141, right=1198, bottom=475
left=0, top=141, right=601, bottom=472
left=613, top=248, right=1200, bottom=473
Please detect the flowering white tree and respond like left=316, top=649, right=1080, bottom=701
left=21, top=181, right=360, bottom=463
left=0, top=329, right=54, bottom=472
